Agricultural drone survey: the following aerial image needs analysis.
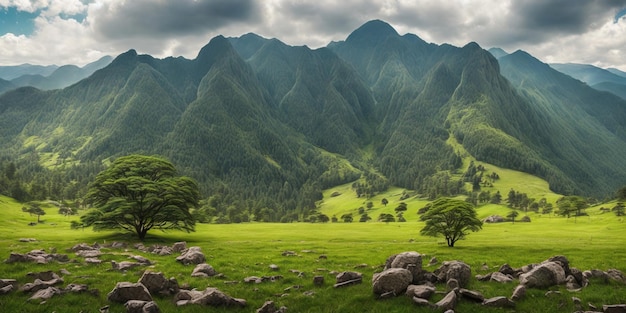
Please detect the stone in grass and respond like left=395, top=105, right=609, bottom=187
left=256, top=300, right=287, bottom=313
left=406, top=285, right=435, bottom=299
left=176, top=247, right=205, bottom=265
left=124, top=300, right=160, bottom=313
left=27, top=287, right=61, bottom=302
left=483, top=296, right=515, bottom=308
left=511, top=284, right=526, bottom=301
left=372, top=268, right=412, bottom=295
left=191, top=263, right=217, bottom=277
left=435, top=290, right=457, bottom=311
left=107, top=282, right=152, bottom=303
left=334, top=271, right=362, bottom=288
left=604, top=304, right=626, bottom=313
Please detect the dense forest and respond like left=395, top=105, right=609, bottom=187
left=1, top=20, right=625, bottom=222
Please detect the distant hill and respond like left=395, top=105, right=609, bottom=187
left=8, top=56, right=113, bottom=91
left=1, top=20, right=625, bottom=220
left=0, top=63, right=58, bottom=80
left=549, top=63, right=626, bottom=100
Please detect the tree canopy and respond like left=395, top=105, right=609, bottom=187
left=419, top=198, right=482, bottom=247
left=81, top=154, right=199, bottom=240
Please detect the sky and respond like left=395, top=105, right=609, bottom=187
left=1, top=0, right=626, bottom=70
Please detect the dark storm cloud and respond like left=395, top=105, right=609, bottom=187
left=91, top=0, right=262, bottom=39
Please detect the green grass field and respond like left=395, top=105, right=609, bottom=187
left=1, top=186, right=625, bottom=313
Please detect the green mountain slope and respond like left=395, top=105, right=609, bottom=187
left=1, top=19, right=625, bottom=217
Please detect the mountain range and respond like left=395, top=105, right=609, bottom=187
left=548, top=62, right=626, bottom=100
left=1, top=20, right=625, bottom=217
left=0, top=56, right=112, bottom=94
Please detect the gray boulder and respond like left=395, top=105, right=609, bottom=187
left=435, top=290, right=457, bottom=311
left=483, top=296, right=515, bottom=308
left=334, top=271, right=362, bottom=288
left=384, top=251, right=423, bottom=283
left=27, top=286, right=61, bottom=302
left=483, top=215, right=505, bottom=223
left=138, top=271, right=178, bottom=296
left=406, top=285, right=435, bottom=299
left=124, top=300, right=160, bottom=313
left=188, top=287, right=246, bottom=307
left=435, top=261, right=471, bottom=287
left=172, top=242, right=187, bottom=253
left=107, top=282, right=152, bottom=303
left=511, top=284, right=526, bottom=301
left=191, top=263, right=217, bottom=277
left=490, top=271, right=514, bottom=283
left=176, top=247, right=205, bottom=265
left=519, top=261, right=566, bottom=288
left=256, top=300, right=287, bottom=313
left=372, top=268, right=412, bottom=295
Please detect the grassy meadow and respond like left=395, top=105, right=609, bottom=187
left=1, top=162, right=625, bottom=313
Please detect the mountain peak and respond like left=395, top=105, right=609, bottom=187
left=345, top=19, right=399, bottom=44
left=488, top=47, right=509, bottom=59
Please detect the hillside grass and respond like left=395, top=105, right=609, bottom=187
left=1, top=194, right=626, bottom=313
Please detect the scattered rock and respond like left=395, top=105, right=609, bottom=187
left=372, top=268, right=412, bottom=295
left=483, top=296, right=515, bottom=308
left=483, top=215, right=505, bottom=223
left=5, top=250, right=68, bottom=264
left=384, top=251, right=423, bottom=283
left=256, top=300, right=287, bottom=313
left=603, top=304, right=626, bottom=313
left=27, top=286, right=61, bottom=302
left=111, top=261, right=141, bottom=271
left=334, top=271, right=362, bottom=288
left=130, top=255, right=152, bottom=265
left=607, top=269, right=626, bottom=284
left=459, top=288, right=484, bottom=302
left=0, top=279, right=18, bottom=290
left=191, top=263, right=217, bottom=277
left=176, top=247, right=205, bottom=265
left=107, top=282, right=152, bottom=303
left=172, top=242, right=187, bottom=253
left=19, top=238, right=37, bottom=242
left=490, top=271, right=514, bottom=283
left=0, top=284, right=14, bottom=295
left=435, top=290, right=457, bottom=311
left=139, top=271, right=179, bottom=296
left=511, top=284, right=526, bottom=301
left=406, top=285, right=435, bottom=299
left=269, top=264, right=280, bottom=271
left=281, top=251, right=297, bottom=257
left=435, top=261, right=471, bottom=287
left=412, top=296, right=436, bottom=308
left=125, top=300, right=160, bottom=313
left=20, top=277, right=64, bottom=293
left=519, top=261, right=566, bottom=288
left=185, top=287, right=246, bottom=307
left=26, top=270, right=60, bottom=281
left=76, top=250, right=102, bottom=258
left=85, top=258, right=102, bottom=264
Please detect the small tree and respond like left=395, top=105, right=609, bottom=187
left=24, top=204, right=46, bottom=223
left=381, top=198, right=388, bottom=207
left=378, top=213, right=395, bottom=223
left=395, top=202, right=407, bottom=214
left=507, top=210, right=519, bottom=224
left=81, top=155, right=199, bottom=240
left=420, top=198, right=482, bottom=247
left=613, top=202, right=625, bottom=217
left=366, top=201, right=374, bottom=210
left=359, top=213, right=371, bottom=222
left=341, top=213, right=353, bottom=223
left=318, top=214, right=330, bottom=223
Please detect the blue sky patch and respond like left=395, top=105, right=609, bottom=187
left=0, top=7, right=37, bottom=36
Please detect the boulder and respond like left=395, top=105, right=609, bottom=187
left=188, top=287, right=246, bottom=307
left=111, top=261, right=141, bottom=271
left=0, top=279, right=18, bottom=289
left=384, top=251, right=423, bottom=283
left=107, top=282, right=152, bottom=303
left=511, top=284, right=526, bottom=301
left=139, top=271, right=179, bottom=296
left=0, top=284, right=14, bottom=295
left=372, top=268, right=412, bottom=295
left=483, top=215, right=505, bottom=223
left=256, top=300, right=287, bottom=313
left=176, top=247, right=205, bottom=265
left=26, top=270, right=60, bottom=281
left=27, top=286, right=61, bottom=302
left=435, top=261, right=471, bottom=287
left=406, top=285, right=435, bottom=299
left=124, top=300, right=160, bottom=313
left=459, top=288, right=484, bottom=302
left=566, top=275, right=581, bottom=291
left=130, top=255, right=152, bottom=265
left=412, top=296, right=436, bottom=308
left=519, top=261, right=566, bottom=288
left=191, top=263, right=217, bottom=277
left=483, top=296, right=515, bottom=308
left=490, top=271, right=514, bottom=283
left=172, top=242, right=187, bottom=253
left=603, top=304, right=626, bottom=313
left=435, top=290, right=457, bottom=311
left=334, top=271, right=362, bottom=288
left=607, top=269, right=626, bottom=284
left=76, top=250, right=102, bottom=258
left=20, top=277, right=64, bottom=293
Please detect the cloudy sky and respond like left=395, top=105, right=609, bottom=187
left=1, top=0, right=626, bottom=70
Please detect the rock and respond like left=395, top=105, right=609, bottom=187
left=139, top=271, right=179, bottom=296
left=490, top=271, right=514, bottom=283
left=256, top=300, right=287, bottom=313
left=149, top=245, right=172, bottom=256
left=125, top=300, right=160, bottom=313
left=519, top=261, right=566, bottom=288
left=546, top=255, right=571, bottom=276
left=446, top=278, right=459, bottom=290
left=172, top=242, right=187, bottom=253
left=76, top=250, right=102, bottom=258
left=435, top=290, right=457, bottom=311
left=269, top=264, right=280, bottom=271
left=107, top=282, right=152, bottom=303
left=511, top=284, right=526, bottom=301
left=566, top=275, right=582, bottom=290
left=60, top=268, right=71, bottom=275
left=428, top=257, right=438, bottom=266
left=476, top=273, right=492, bottom=281
left=0, top=279, right=18, bottom=290
left=584, top=269, right=610, bottom=283
left=412, top=296, right=435, bottom=308
left=111, top=261, right=141, bottom=271
left=189, top=287, right=246, bottom=307
left=483, top=296, right=515, bottom=308
left=244, top=276, right=264, bottom=284
left=459, top=288, right=484, bottom=302
left=20, top=277, right=64, bottom=293
left=64, top=283, right=90, bottom=293
left=603, top=304, right=626, bottom=313
left=519, top=215, right=531, bottom=222
left=607, top=269, right=626, bottom=284
left=0, top=284, right=14, bottom=294
left=318, top=255, right=327, bottom=259
left=281, top=251, right=297, bottom=256
left=406, top=285, right=435, bottom=299
left=483, top=215, right=505, bottom=223
left=384, top=251, right=423, bottom=283
left=70, top=243, right=97, bottom=252
left=334, top=271, right=362, bottom=288
left=130, top=255, right=152, bottom=265
left=5, top=250, right=68, bottom=264
left=27, top=286, right=61, bottom=302
left=19, top=238, right=37, bottom=242
left=498, top=263, right=516, bottom=276
left=372, top=268, right=412, bottom=295
left=191, top=263, right=217, bottom=277
left=176, top=247, right=205, bottom=265
left=313, top=276, right=324, bottom=286
left=435, top=261, right=471, bottom=287
left=85, top=258, right=102, bottom=264
left=26, top=270, right=60, bottom=281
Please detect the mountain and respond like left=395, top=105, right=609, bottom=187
left=1, top=20, right=625, bottom=218
left=8, top=56, right=113, bottom=91
left=487, top=47, right=509, bottom=59
left=0, top=78, right=16, bottom=94
left=0, top=64, right=58, bottom=80
left=549, top=63, right=626, bottom=100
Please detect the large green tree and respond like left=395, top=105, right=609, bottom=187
left=81, top=155, right=199, bottom=240
left=420, top=198, right=482, bottom=247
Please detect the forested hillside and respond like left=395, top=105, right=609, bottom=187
left=1, top=20, right=625, bottom=221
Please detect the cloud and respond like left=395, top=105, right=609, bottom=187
left=88, top=0, right=261, bottom=39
